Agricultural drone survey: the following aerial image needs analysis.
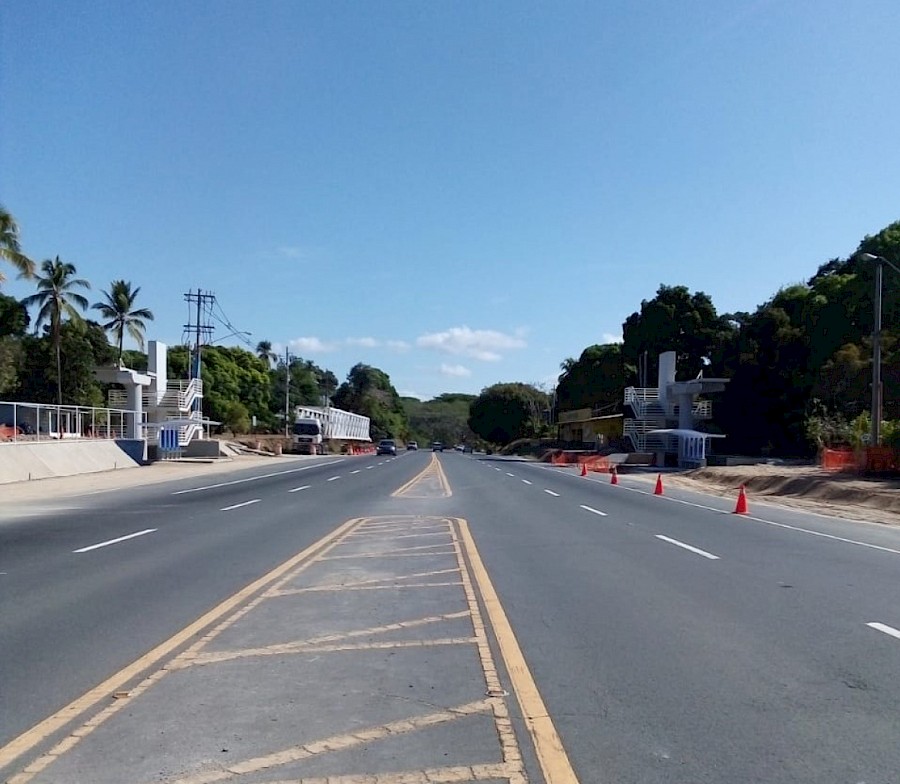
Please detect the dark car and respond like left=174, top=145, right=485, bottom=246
left=431, top=441, right=443, bottom=452
left=377, top=439, right=397, bottom=456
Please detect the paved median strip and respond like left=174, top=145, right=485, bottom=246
left=73, top=529, right=157, bottom=553
left=655, top=534, right=720, bottom=560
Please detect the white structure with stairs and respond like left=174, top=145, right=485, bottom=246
left=623, top=351, right=728, bottom=468
left=106, top=341, right=208, bottom=451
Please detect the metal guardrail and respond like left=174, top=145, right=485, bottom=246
left=0, top=400, right=138, bottom=443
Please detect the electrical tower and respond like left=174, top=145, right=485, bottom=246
left=183, top=289, right=216, bottom=389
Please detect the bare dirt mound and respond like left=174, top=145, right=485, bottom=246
left=633, top=465, right=900, bottom=525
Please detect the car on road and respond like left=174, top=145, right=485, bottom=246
left=431, top=441, right=443, bottom=452
left=376, top=439, right=397, bottom=456
left=406, top=441, right=418, bottom=450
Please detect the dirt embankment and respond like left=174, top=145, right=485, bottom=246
left=628, top=464, right=900, bottom=525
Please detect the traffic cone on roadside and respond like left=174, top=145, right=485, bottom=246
left=581, top=462, right=588, bottom=477
left=733, top=484, right=749, bottom=515
left=654, top=474, right=664, bottom=495
left=610, top=467, right=619, bottom=485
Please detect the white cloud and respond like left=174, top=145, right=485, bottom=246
left=602, top=332, right=623, bottom=344
left=346, top=337, right=380, bottom=348
left=440, top=363, right=472, bottom=378
left=276, top=246, right=306, bottom=259
left=416, top=326, right=527, bottom=362
left=288, top=337, right=337, bottom=353
left=387, top=340, right=411, bottom=353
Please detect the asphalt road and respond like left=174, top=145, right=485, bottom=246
left=2, top=450, right=900, bottom=783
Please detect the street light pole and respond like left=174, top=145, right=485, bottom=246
left=858, top=252, right=900, bottom=446
left=872, top=258, right=884, bottom=447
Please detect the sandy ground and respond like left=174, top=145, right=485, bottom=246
left=624, top=464, right=900, bottom=526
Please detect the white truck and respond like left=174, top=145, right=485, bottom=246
left=291, top=405, right=371, bottom=454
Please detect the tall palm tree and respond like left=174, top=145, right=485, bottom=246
left=22, top=257, right=91, bottom=404
left=92, top=280, right=155, bottom=364
left=256, top=339, right=277, bottom=367
left=0, top=205, right=35, bottom=283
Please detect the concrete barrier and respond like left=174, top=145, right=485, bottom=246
left=0, top=440, right=143, bottom=484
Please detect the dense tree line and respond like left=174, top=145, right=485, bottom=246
left=555, top=219, right=900, bottom=456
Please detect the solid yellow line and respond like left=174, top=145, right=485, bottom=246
left=0, top=516, right=364, bottom=772
left=391, top=453, right=446, bottom=497
left=456, top=518, right=581, bottom=784
left=433, top=454, right=453, bottom=497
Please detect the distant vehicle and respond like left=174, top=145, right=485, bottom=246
left=431, top=441, right=443, bottom=452
left=406, top=441, right=418, bottom=450
left=377, top=439, right=397, bottom=456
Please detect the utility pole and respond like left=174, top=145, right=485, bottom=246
left=183, top=289, right=215, bottom=414
left=284, top=346, right=291, bottom=438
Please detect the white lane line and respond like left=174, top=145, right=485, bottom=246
left=366, top=465, right=375, bottom=470
left=655, top=534, right=720, bottom=560
left=172, top=460, right=343, bottom=495
left=580, top=504, right=607, bottom=517
left=221, top=499, right=260, bottom=512
left=867, top=622, right=900, bottom=641
left=522, top=479, right=533, bottom=485
left=350, top=470, right=361, bottom=475
left=74, top=529, right=157, bottom=553
left=288, top=485, right=311, bottom=493
left=506, top=472, right=515, bottom=477
left=540, top=465, right=900, bottom=557
left=327, top=476, right=341, bottom=482
left=544, top=490, right=560, bottom=497
left=494, top=467, right=502, bottom=472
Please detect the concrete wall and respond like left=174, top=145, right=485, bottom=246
left=0, top=440, right=143, bottom=484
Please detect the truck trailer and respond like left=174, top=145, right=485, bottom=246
left=291, top=405, right=371, bottom=454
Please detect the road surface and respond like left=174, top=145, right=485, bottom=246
left=1, top=451, right=899, bottom=783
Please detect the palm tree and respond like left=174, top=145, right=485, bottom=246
left=256, top=339, right=277, bottom=367
left=22, top=257, right=91, bottom=404
left=92, top=280, right=155, bottom=364
left=0, top=205, right=35, bottom=283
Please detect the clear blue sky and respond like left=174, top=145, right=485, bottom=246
left=2, top=1, right=899, bottom=400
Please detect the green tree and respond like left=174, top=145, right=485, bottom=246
left=92, top=280, right=155, bottom=364
left=622, top=285, right=735, bottom=381
left=0, top=205, right=35, bottom=283
left=402, top=393, right=477, bottom=446
left=14, top=320, right=114, bottom=406
left=468, top=383, right=549, bottom=445
left=333, top=363, right=407, bottom=440
left=556, top=343, right=628, bottom=412
left=0, top=292, right=29, bottom=338
left=256, top=340, right=277, bottom=368
left=22, top=257, right=91, bottom=404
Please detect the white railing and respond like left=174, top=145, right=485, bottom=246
left=0, top=400, right=138, bottom=442
left=624, top=420, right=671, bottom=452
left=158, top=379, right=203, bottom=414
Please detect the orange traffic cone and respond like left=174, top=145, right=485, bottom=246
left=581, top=462, right=588, bottom=477
left=654, top=474, right=664, bottom=495
left=610, top=467, right=619, bottom=485
left=733, top=484, right=749, bottom=515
